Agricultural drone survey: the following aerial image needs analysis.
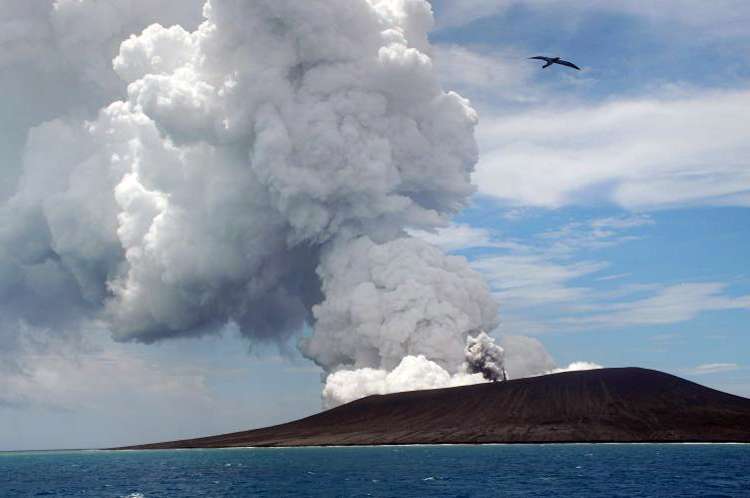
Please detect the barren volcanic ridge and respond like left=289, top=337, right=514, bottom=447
left=120, top=368, right=750, bottom=449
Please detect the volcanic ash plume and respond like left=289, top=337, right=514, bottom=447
left=465, top=331, right=506, bottom=382
left=1, top=0, right=499, bottom=405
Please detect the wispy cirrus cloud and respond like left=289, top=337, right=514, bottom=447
left=413, top=214, right=750, bottom=337
left=474, top=89, right=750, bottom=209
left=431, top=0, right=515, bottom=30
left=432, top=44, right=539, bottom=106
left=685, top=363, right=742, bottom=375
left=432, top=0, right=750, bottom=37
left=474, top=255, right=606, bottom=308
left=561, top=283, right=750, bottom=329
left=430, top=18, right=750, bottom=213
left=539, top=215, right=654, bottom=254
left=407, top=223, right=527, bottom=253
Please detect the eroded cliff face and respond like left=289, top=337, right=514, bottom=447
left=122, top=368, right=750, bottom=448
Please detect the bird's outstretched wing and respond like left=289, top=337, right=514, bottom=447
left=556, top=59, right=581, bottom=70
left=528, top=56, right=553, bottom=62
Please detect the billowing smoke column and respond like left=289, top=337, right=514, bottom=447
left=306, top=237, right=498, bottom=373
left=1, top=0, right=501, bottom=405
left=322, top=331, right=506, bottom=408
left=465, top=331, right=506, bottom=382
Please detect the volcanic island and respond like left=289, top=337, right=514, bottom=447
left=119, top=367, right=750, bottom=449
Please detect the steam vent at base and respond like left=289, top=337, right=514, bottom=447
left=120, top=368, right=750, bottom=448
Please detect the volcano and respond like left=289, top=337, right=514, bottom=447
left=120, top=368, right=750, bottom=448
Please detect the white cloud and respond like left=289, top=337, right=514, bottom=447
left=686, top=363, right=741, bottom=375
left=428, top=9, right=750, bottom=213
left=473, top=255, right=606, bottom=308
left=433, top=0, right=514, bottom=30
left=539, top=215, right=654, bottom=254
left=562, top=283, right=750, bottom=328
left=434, top=0, right=750, bottom=36
left=445, top=215, right=750, bottom=335
left=484, top=255, right=750, bottom=332
left=433, top=44, right=538, bottom=105
left=596, top=273, right=631, bottom=282
left=475, top=89, right=750, bottom=209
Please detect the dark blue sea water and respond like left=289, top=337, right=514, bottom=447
left=1, top=444, right=748, bottom=497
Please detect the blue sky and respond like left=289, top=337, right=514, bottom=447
left=425, top=0, right=750, bottom=399
left=1, top=1, right=748, bottom=451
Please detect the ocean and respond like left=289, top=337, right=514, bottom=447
left=1, top=444, right=748, bottom=497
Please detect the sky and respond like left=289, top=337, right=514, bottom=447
left=427, top=0, right=750, bottom=393
left=1, top=0, right=748, bottom=451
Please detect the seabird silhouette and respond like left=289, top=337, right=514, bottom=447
left=528, top=56, right=581, bottom=70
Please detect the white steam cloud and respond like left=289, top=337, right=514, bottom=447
left=547, top=361, right=603, bottom=375
left=1, top=0, right=602, bottom=410
left=322, top=354, right=486, bottom=408
left=1, top=0, right=502, bottom=404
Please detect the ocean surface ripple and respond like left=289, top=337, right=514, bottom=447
left=1, top=444, right=748, bottom=497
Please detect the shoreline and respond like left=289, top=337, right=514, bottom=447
left=3, top=442, right=750, bottom=455
left=114, top=440, right=750, bottom=451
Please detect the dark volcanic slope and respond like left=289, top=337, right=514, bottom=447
left=123, top=368, right=750, bottom=448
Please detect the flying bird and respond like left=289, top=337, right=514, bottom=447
left=528, top=56, right=581, bottom=71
